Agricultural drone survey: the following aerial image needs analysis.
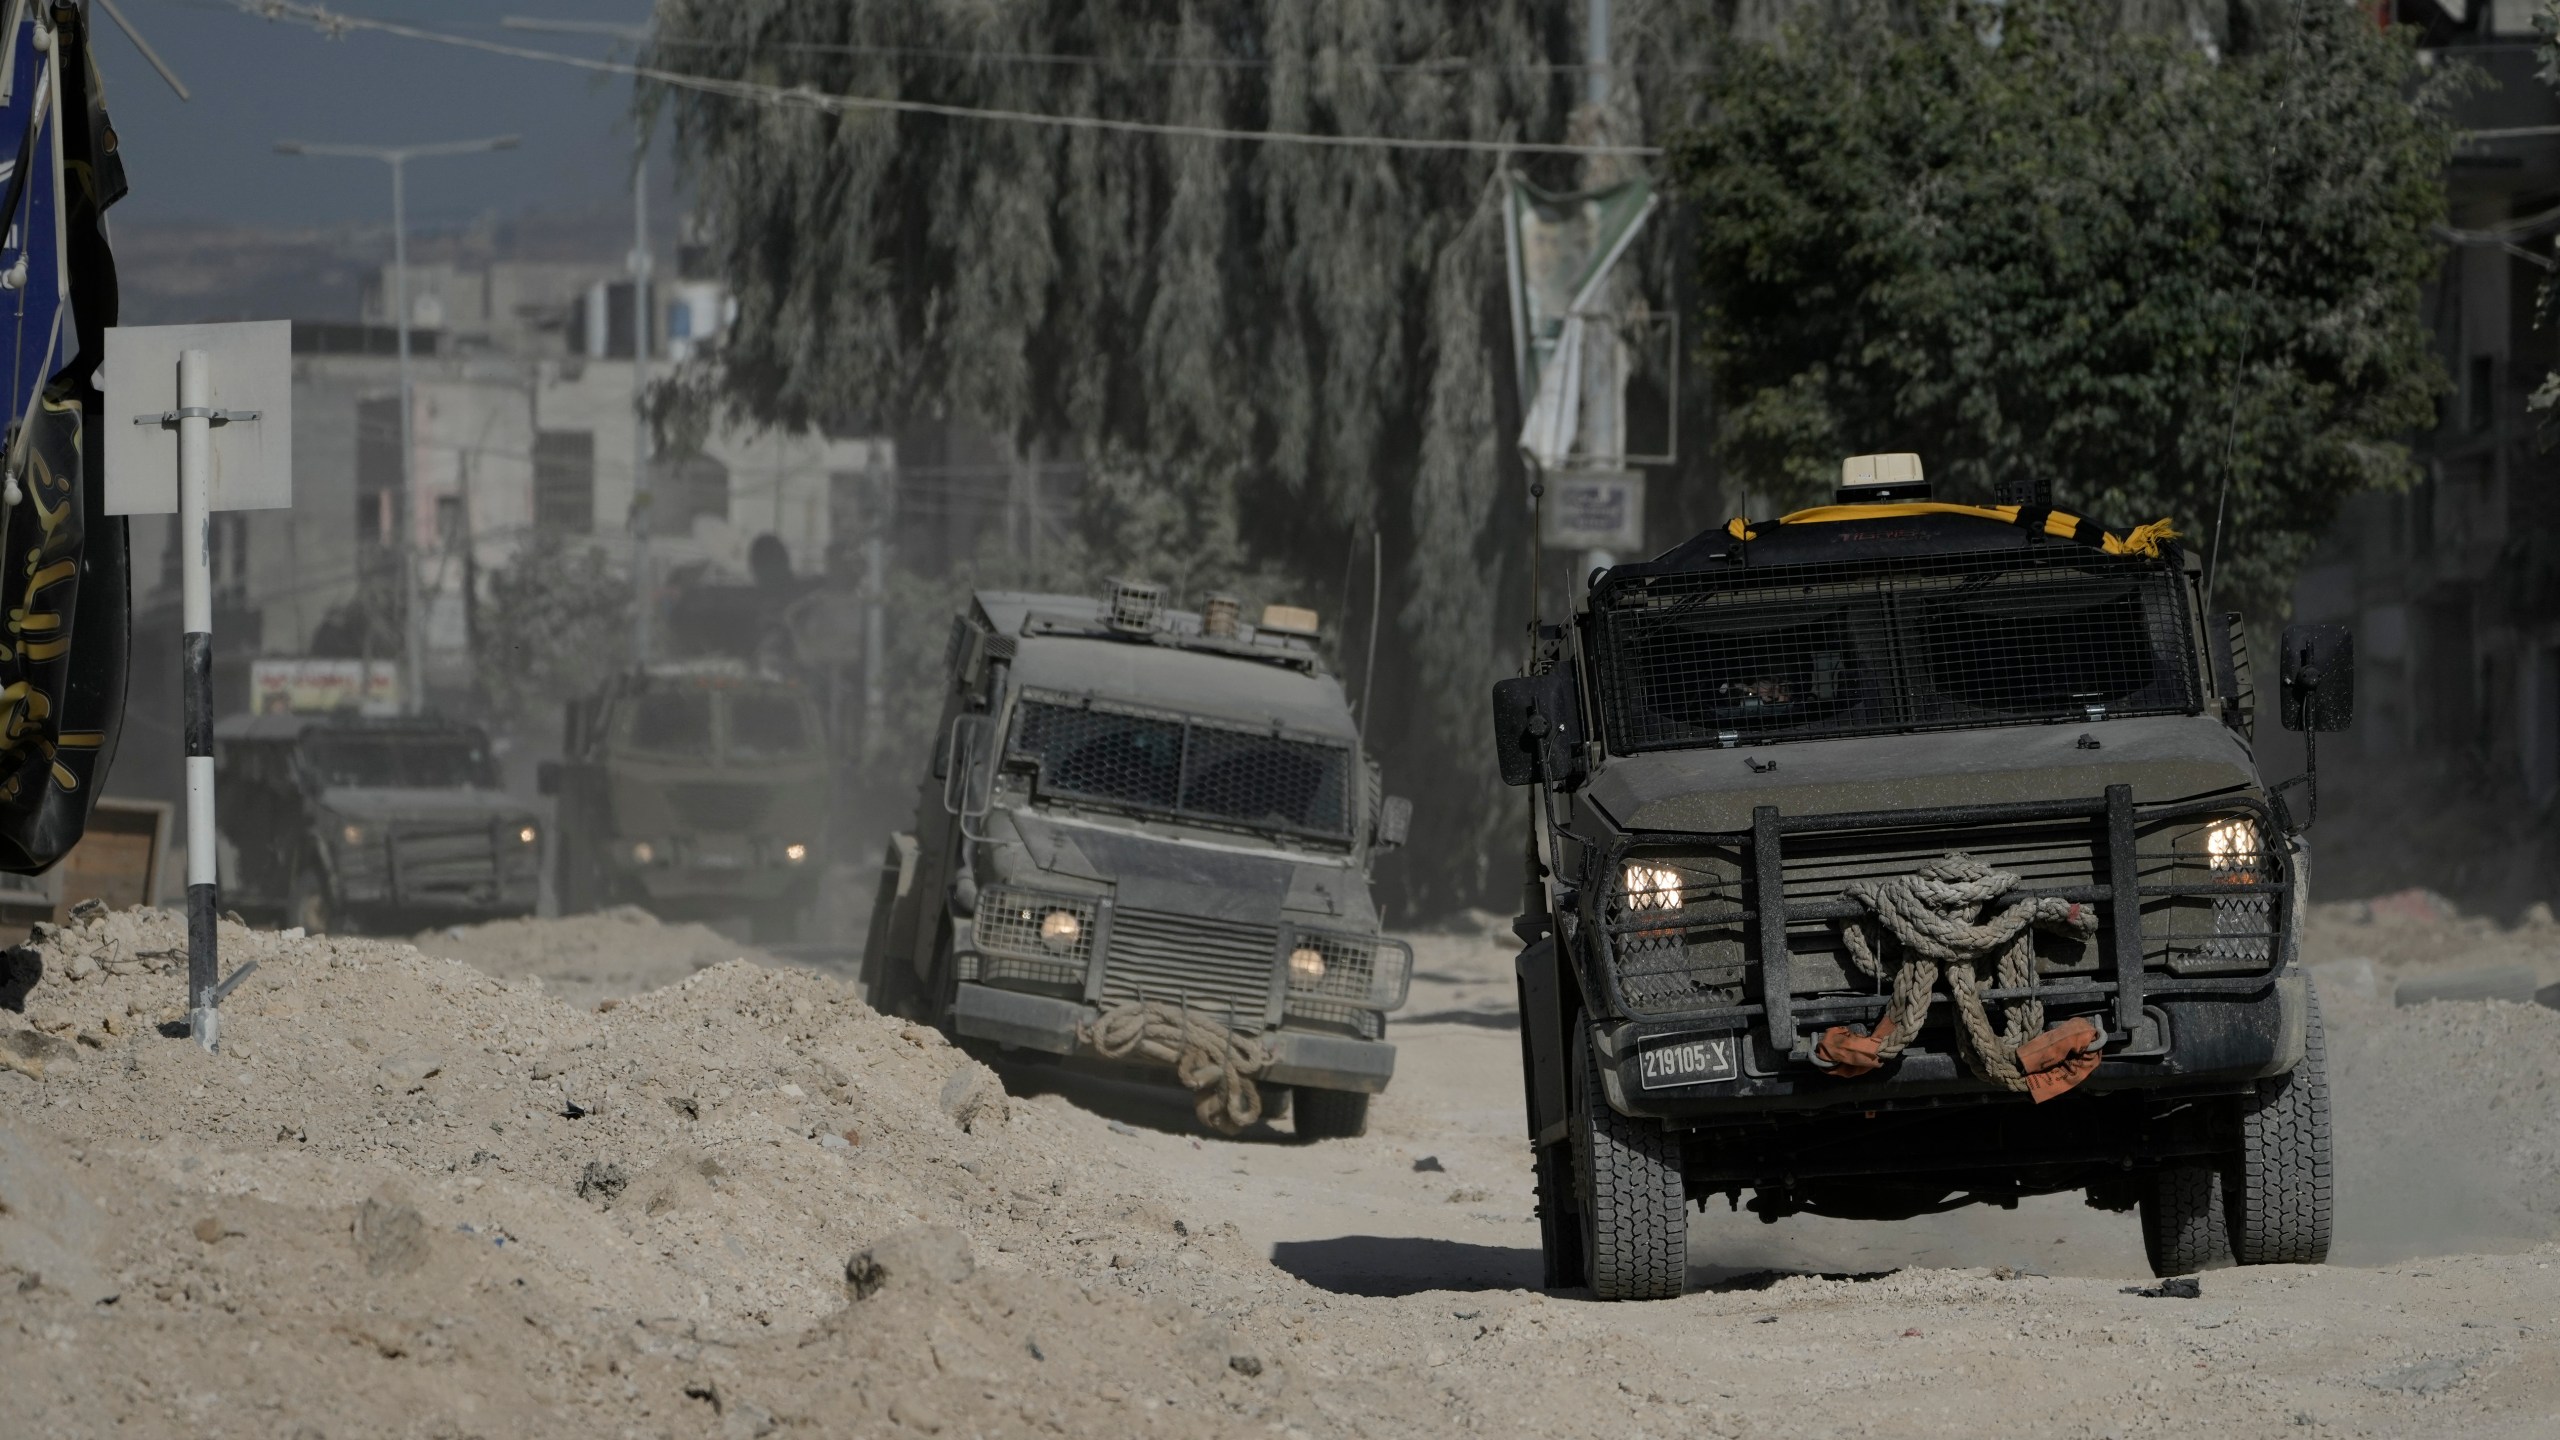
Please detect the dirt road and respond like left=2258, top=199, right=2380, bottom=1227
left=2, top=901, right=2556, bottom=1437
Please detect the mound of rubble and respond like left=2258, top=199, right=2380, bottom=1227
left=0, top=906, right=1293, bottom=1437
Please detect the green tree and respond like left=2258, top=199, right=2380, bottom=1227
left=475, top=536, right=634, bottom=719
left=1673, top=0, right=2450, bottom=617
left=640, top=1, right=1665, bottom=911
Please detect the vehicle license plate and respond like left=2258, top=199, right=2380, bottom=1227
left=1637, top=1033, right=1739, bottom=1090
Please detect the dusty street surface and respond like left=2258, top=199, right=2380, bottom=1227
left=3, top=900, right=2557, bottom=1438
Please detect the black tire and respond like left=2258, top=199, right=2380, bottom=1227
left=1294, top=1087, right=1370, bottom=1140
left=1571, top=1027, right=1686, bottom=1300
left=856, top=841, right=909, bottom=1013
left=2227, top=978, right=2334, bottom=1265
left=2139, top=1165, right=2232, bottom=1276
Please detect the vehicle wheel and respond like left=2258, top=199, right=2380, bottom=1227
left=1294, top=1088, right=1369, bottom=1140
left=1571, top=1026, right=1686, bottom=1300
left=2226, top=978, right=2334, bottom=1265
left=287, top=859, right=335, bottom=936
left=2139, top=1165, right=2232, bottom=1276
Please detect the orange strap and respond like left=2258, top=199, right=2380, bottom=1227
left=2015, top=1015, right=2105, bottom=1104
left=1813, top=1016, right=1898, bottom=1077
left=1815, top=1013, right=2103, bottom=1102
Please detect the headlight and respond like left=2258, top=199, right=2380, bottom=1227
left=340, top=822, right=367, bottom=847
left=1038, top=909, right=1082, bottom=952
left=517, top=825, right=538, bottom=845
left=2205, top=818, right=2259, bottom=874
left=1623, top=862, right=1683, bottom=912
left=784, top=842, right=809, bottom=863
left=1287, top=945, right=1327, bottom=986
left=631, top=841, right=656, bottom=865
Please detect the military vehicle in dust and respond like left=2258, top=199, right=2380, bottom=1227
left=542, top=663, right=829, bottom=940
left=1494, top=454, right=2352, bottom=1299
left=862, top=582, right=1415, bottom=1139
left=215, top=713, right=542, bottom=934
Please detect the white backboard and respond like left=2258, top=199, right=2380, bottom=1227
left=1543, top=469, right=1646, bottom=552
left=102, top=321, right=293, bottom=515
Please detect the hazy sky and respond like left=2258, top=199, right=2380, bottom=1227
left=102, top=1, right=665, bottom=231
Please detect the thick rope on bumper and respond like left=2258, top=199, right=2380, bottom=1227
left=1813, top=853, right=2105, bottom=1103
left=1079, top=999, right=1274, bottom=1134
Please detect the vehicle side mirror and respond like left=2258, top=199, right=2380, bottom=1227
left=1374, top=795, right=1413, bottom=850
left=536, top=761, right=561, bottom=797
left=2278, top=623, right=2354, bottom=733
left=1491, top=671, right=1585, bottom=788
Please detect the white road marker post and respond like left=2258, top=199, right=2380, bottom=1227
left=177, top=346, right=218, bottom=1049
left=103, top=320, right=292, bottom=1055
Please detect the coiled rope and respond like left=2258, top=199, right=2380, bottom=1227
left=1814, top=853, right=2105, bottom=1103
left=1079, top=999, right=1274, bottom=1134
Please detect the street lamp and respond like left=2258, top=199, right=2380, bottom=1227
left=273, top=134, right=521, bottom=714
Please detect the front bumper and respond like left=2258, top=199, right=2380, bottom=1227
left=949, top=981, right=1399, bottom=1095
left=1596, top=971, right=2304, bottom=1122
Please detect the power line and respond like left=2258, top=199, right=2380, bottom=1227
left=229, top=1, right=1664, bottom=158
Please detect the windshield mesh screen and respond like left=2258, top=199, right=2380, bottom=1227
left=1590, top=548, right=2199, bottom=752
left=1011, top=695, right=1351, bottom=837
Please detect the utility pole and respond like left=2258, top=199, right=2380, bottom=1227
left=275, top=134, right=519, bottom=714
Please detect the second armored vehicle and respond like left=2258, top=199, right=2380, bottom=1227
left=862, top=583, right=1414, bottom=1139
left=543, top=663, right=829, bottom=940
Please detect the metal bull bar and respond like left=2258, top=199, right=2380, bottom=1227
left=1587, top=785, right=2291, bottom=1061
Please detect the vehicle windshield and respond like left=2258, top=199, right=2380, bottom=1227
left=724, top=692, right=817, bottom=758
left=301, top=731, right=497, bottom=789
left=624, top=692, right=714, bottom=754
left=1006, top=692, right=1352, bottom=840
left=1589, top=548, right=2201, bottom=752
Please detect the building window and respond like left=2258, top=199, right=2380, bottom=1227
left=2468, top=353, right=2496, bottom=433
left=356, top=395, right=402, bottom=546
left=534, top=430, right=596, bottom=534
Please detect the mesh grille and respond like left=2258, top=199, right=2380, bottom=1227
left=1010, top=692, right=1351, bottom=838
left=1590, top=548, right=2200, bottom=752
left=1594, top=809, right=2282, bottom=1020
left=973, top=886, right=1097, bottom=990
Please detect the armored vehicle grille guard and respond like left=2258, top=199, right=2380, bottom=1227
left=1577, top=789, right=2288, bottom=1063
left=1008, top=690, right=1354, bottom=840
left=1588, top=547, right=2201, bottom=752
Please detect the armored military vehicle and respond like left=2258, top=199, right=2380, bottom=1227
left=1495, top=455, right=2351, bottom=1298
left=862, top=582, right=1415, bottom=1139
left=542, top=663, right=829, bottom=940
left=215, top=713, right=542, bottom=933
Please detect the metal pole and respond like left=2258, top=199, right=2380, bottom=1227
left=391, top=153, right=423, bottom=715
left=179, top=348, right=220, bottom=1052
left=630, top=155, right=653, bottom=664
